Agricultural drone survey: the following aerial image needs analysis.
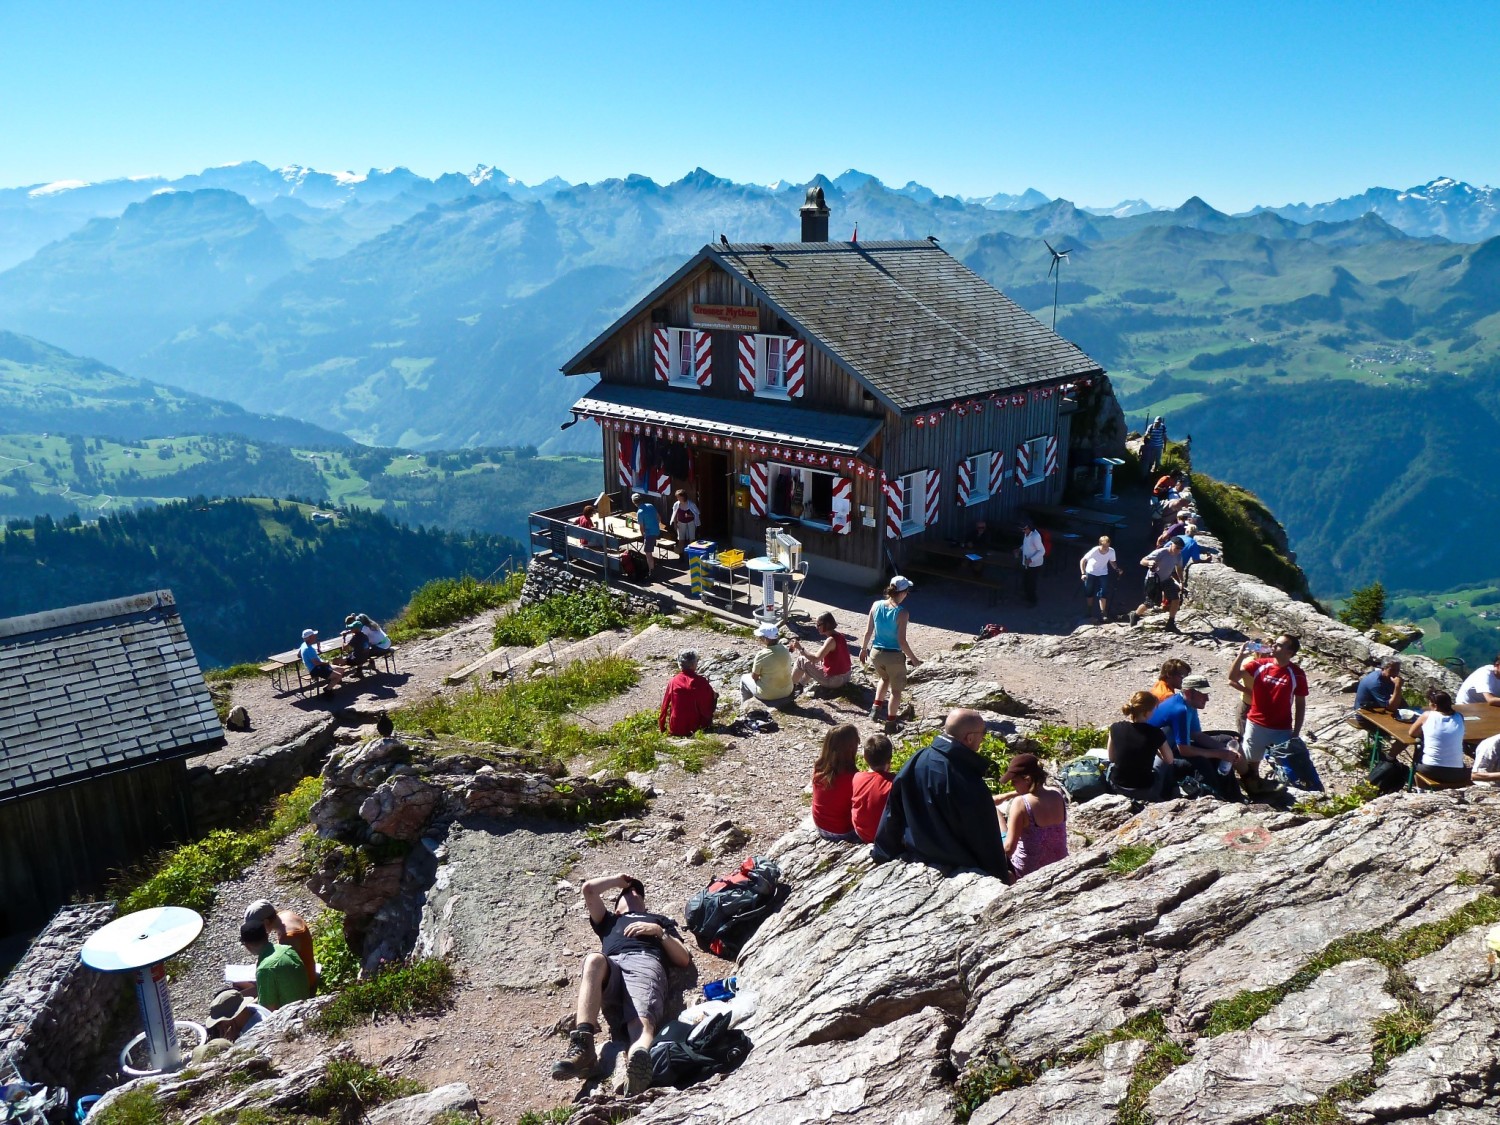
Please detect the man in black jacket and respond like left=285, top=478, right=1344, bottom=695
left=872, top=708, right=1014, bottom=883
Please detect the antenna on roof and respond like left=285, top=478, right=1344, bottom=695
left=1044, top=239, right=1072, bottom=330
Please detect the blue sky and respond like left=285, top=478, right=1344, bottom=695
left=0, top=0, right=1494, bottom=212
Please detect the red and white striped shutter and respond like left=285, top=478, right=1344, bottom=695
left=1045, top=436, right=1059, bottom=478
left=1014, top=442, right=1031, bottom=486
left=693, top=331, right=712, bottom=387
left=652, top=328, right=670, bottom=383
left=650, top=468, right=672, bottom=495
left=924, top=468, right=941, bottom=527
left=616, top=434, right=636, bottom=489
left=884, top=476, right=903, bottom=539
left=831, top=476, right=852, bottom=535
left=785, top=339, right=806, bottom=398
left=989, top=450, right=1005, bottom=496
left=748, top=462, right=769, bottom=516
left=955, top=457, right=973, bottom=507
left=737, top=335, right=757, bottom=392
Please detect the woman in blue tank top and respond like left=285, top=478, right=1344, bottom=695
left=860, top=576, right=922, bottom=728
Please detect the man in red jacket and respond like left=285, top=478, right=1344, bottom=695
left=658, top=650, right=718, bottom=736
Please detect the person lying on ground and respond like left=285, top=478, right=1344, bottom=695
left=740, top=624, right=794, bottom=705
left=244, top=899, right=317, bottom=993
left=239, top=920, right=310, bottom=1011
left=1229, top=635, right=1308, bottom=793
left=1149, top=675, right=1247, bottom=783
left=298, top=629, right=343, bottom=689
left=1409, top=690, right=1471, bottom=787
left=872, top=708, right=1014, bottom=883
left=811, top=723, right=862, bottom=843
left=994, top=753, right=1068, bottom=878
left=658, top=649, right=717, bottom=736
left=1457, top=654, right=1500, bottom=706
left=551, top=874, right=692, bottom=1095
left=1151, top=658, right=1191, bottom=702
left=851, top=734, right=895, bottom=844
left=1109, top=690, right=1189, bottom=801
left=790, top=612, right=852, bottom=693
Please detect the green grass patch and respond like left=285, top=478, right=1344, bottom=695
left=667, top=610, right=755, bottom=637
left=491, top=584, right=633, bottom=647
left=952, top=1052, right=1036, bottom=1123
left=1106, top=844, right=1158, bottom=876
left=1371, top=1003, right=1433, bottom=1067
left=1118, top=1036, right=1193, bottom=1125
left=116, top=776, right=323, bottom=914
left=305, top=1058, right=423, bottom=1125
left=516, top=1109, right=575, bottom=1125
left=891, top=731, right=1013, bottom=793
left=596, top=710, right=724, bottom=775
left=311, top=909, right=361, bottom=993
left=1076, top=1009, right=1171, bottom=1059
left=204, top=662, right=265, bottom=683
left=1029, top=723, right=1107, bottom=762
left=391, top=572, right=522, bottom=639
left=1294, top=781, right=1380, bottom=818
left=311, top=958, right=456, bottom=1035
left=92, top=1086, right=163, bottom=1125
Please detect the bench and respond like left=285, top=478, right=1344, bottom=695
left=902, top=561, right=1013, bottom=604
left=263, top=641, right=398, bottom=696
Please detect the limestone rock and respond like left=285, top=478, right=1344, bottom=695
left=971, top=1038, right=1145, bottom=1123
left=359, top=774, right=443, bottom=839
left=226, top=704, right=250, bottom=731
left=364, top=1084, right=477, bottom=1125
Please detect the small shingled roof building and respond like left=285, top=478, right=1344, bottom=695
left=562, top=186, right=1107, bottom=584
left=0, top=590, right=224, bottom=934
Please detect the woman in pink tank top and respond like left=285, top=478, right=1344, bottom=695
left=995, top=753, right=1069, bottom=878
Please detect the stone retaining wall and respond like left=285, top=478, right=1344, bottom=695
left=185, top=717, right=338, bottom=828
left=0, top=902, right=117, bottom=1089
left=518, top=554, right=667, bottom=617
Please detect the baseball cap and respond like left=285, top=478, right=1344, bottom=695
left=243, top=899, right=277, bottom=927
left=890, top=575, right=915, bottom=592
left=999, top=753, right=1041, bottom=785
left=1182, top=674, right=1211, bottom=692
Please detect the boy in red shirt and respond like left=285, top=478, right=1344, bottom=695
left=1228, top=633, right=1308, bottom=792
left=851, top=734, right=895, bottom=844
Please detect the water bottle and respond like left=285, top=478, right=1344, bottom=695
left=1217, top=758, right=1234, bottom=776
left=702, top=976, right=738, bottom=1001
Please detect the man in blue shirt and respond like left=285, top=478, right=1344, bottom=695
left=1354, top=661, right=1403, bottom=713
left=632, top=493, right=662, bottom=557
left=1150, top=675, right=1243, bottom=781
left=299, top=628, right=344, bottom=689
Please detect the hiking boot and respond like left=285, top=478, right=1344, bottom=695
left=626, top=1044, right=653, bottom=1095
left=1163, top=621, right=1180, bottom=633
left=1127, top=610, right=1140, bottom=627
left=870, top=702, right=885, bottom=721
left=550, top=1027, right=597, bottom=1080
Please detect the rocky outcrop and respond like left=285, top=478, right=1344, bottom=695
left=616, top=790, right=1500, bottom=1124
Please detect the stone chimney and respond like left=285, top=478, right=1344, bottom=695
left=800, top=185, right=830, bottom=242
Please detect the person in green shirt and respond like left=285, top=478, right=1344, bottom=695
left=240, top=920, right=311, bottom=1010
left=739, top=623, right=793, bottom=705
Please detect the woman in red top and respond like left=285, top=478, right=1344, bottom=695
left=790, top=612, right=853, bottom=693
left=811, top=723, right=861, bottom=842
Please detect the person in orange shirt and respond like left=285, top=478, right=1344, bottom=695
left=1150, top=659, right=1191, bottom=702
left=243, top=900, right=317, bottom=994
left=851, top=734, right=895, bottom=843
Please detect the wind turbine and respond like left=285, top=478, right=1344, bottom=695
left=1044, top=239, right=1071, bottom=330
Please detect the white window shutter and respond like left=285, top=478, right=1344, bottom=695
left=989, top=450, right=1004, bottom=496
left=785, top=339, right=806, bottom=397
left=956, top=457, right=973, bottom=507
left=923, top=468, right=940, bottom=527
left=737, top=335, right=757, bottom=392
left=652, top=328, right=670, bottom=383
left=884, top=476, right=902, bottom=539
left=831, top=476, right=853, bottom=535
left=1045, top=436, right=1059, bottom=478
left=694, top=331, right=712, bottom=387
left=748, top=462, right=768, bottom=516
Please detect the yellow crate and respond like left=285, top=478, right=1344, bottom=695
left=717, top=549, right=746, bottom=569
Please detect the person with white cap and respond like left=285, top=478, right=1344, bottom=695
left=860, top=577, right=923, bottom=729
left=740, top=623, right=794, bottom=705
left=298, top=628, right=343, bottom=688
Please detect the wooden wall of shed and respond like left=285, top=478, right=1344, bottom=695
left=882, top=394, right=1065, bottom=554
left=728, top=445, right=884, bottom=572
left=592, top=262, right=877, bottom=415
left=0, top=761, right=194, bottom=937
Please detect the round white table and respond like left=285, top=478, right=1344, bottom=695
left=745, top=555, right=787, bottom=622
left=81, top=906, right=204, bottom=1074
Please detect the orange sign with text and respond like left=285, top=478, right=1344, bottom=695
left=690, top=304, right=759, bottom=332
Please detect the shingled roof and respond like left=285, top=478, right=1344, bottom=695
left=563, top=240, right=1103, bottom=412
left=0, top=590, right=224, bottom=802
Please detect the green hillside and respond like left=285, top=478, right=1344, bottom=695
left=0, top=498, right=517, bottom=668
left=0, top=432, right=600, bottom=543
left=1386, top=583, right=1500, bottom=672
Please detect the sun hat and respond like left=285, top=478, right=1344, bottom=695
left=301, top=629, right=317, bottom=640
left=889, top=575, right=915, bottom=592
left=209, top=989, right=249, bottom=1021
left=755, top=623, right=780, bottom=640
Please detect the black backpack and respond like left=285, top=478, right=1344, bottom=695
left=684, top=856, right=790, bottom=959
left=647, top=1010, right=753, bottom=1089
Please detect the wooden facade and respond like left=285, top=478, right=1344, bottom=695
left=567, top=234, right=1102, bottom=586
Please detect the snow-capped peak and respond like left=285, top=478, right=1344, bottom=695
left=29, top=179, right=88, bottom=197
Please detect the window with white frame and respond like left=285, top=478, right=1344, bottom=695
left=964, top=453, right=991, bottom=504
left=768, top=462, right=835, bottom=529
left=900, top=470, right=927, bottom=535
left=668, top=328, right=697, bottom=387
left=758, top=335, right=789, bottom=396
left=1018, top=435, right=1047, bottom=486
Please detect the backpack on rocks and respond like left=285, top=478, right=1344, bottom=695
left=685, top=856, right=790, bottom=959
left=1058, top=757, right=1111, bottom=804
left=647, top=1009, right=752, bottom=1089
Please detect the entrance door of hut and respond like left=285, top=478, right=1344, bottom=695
left=693, top=449, right=731, bottom=544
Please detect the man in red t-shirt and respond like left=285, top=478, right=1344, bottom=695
left=1228, top=633, right=1308, bottom=791
left=657, top=650, right=717, bottom=736
left=790, top=612, right=853, bottom=693
left=851, top=734, right=895, bottom=843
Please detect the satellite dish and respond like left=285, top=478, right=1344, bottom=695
left=82, top=906, right=203, bottom=972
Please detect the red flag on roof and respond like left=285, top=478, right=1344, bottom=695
left=851, top=223, right=858, bottom=243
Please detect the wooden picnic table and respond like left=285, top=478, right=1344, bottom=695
left=1357, top=705, right=1500, bottom=751
left=1026, top=504, right=1127, bottom=531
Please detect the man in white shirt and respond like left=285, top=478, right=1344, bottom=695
left=1078, top=535, right=1121, bottom=622
left=1016, top=520, right=1045, bottom=607
left=1472, top=734, right=1500, bottom=786
left=1456, top=656, right=1500, bottom=706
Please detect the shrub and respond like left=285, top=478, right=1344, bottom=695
left=311, top=909, right=361, bottom=993
left=392, top=572, right=522, bottom=637
left=890, top=731, right=1012, bottom=793
left=1339, top=581, right=1387, bottom=631
left=92, top=1086, right=164, bottom=1125
left=304, top=1058, right=422, bottom=1125
left=492, top=585, right=633, bottom=648
left=204, top=663, right=265, bottom=683
left=312, top=958, right=456, bottom=1034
